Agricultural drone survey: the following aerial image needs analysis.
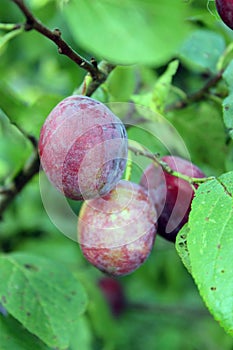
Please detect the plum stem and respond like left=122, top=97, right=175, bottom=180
left=128, top=145, right=215, bottom=185
left=124, top=151, right=133, bottom=181
left=10, top=0, right=109, bottom=84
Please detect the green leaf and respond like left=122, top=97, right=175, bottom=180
left=0, top=83, right=25, bottom=117
left=175, top=225, right=192, bottom=275
left=179, top=30, right=225, bottom=73
left=152, top=60, right=179, bottom=113
left=0, top=109, right=32, bottom=181
left=0, top=28, right=23, bottom=51
left=0, top=81, right=62, bottom=137
left=132, top=60, right=179, bottom=113
left=0, top=253, right=88, bottom=349
left=69, top=315, right=93, bottom=350
left=107, top=66, right=136, bottom=102
left=0, top=108, right=9, bottom=129
left=187, top=172, right=233, bottom=336
left=30, top=0, right=56, bottom=8
left=16, top=235, right=85, bottom=268
left=64, top=0, right=190, bottom=65
left=0, top=314, right=50, bottom=350
left=0, top=23, right=19, bottom=31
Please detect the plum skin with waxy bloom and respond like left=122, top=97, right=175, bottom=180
left=38, top=95, right=128, bottom=200
left=215, top=0, right=233, bottom=30
left=140, top=156, right=205, bottom=242
left=78, top=180, right=157, bottom=276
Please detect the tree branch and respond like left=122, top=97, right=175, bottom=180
left=11, top=0, right=105, bottom=81
left=0, top=152, right=40, bottom=219
left=0, top=121, right=41, bottom=219
left=165, top=69, right=224, bottom=112
left=86, top=61, right=116, bottom=96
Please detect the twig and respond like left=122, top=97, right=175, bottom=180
left=128, top=145, right=215, bottom=185
left=86, top=61, right=116, bottom=96
left=165, top=69, right=224, bottom=112
left=11, top=0, right=104, bottom=81
left=0, top=152, right=40, bottom=219
left=0, top=121, right=40, bottom=219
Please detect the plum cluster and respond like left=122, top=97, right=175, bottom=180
left=39, top=95, right=205, bottom=276
left=39, top=95, right=157, bottom=276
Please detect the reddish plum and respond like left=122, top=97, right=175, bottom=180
left=38, top=95, right=128, bottom=200
left=140, top=156, right=205, bottom=242
left=78, top=180, right=157, bottom=276
left=215, top=0, right=233, bottom=30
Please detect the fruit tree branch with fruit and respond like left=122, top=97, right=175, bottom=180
left=0, top=1, right=233, bottom=345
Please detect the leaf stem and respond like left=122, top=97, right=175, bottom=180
left=0, top=22, right=22, bottom=31
left=128, top=145, right=215, bottom=185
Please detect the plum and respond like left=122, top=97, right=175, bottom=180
left=78, top=180, right=157, bottom=276
left=140, top=156, right=205, bottom=242
left=215, top=0, right=233, bottom=30
left=38, top=95, right=128, bottom=200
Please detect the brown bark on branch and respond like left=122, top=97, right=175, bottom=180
left=0, top=152, right=40, bottom=219
left=11, top=0, right=105, bottom=81
left=165, top=70, right=224, bottom=112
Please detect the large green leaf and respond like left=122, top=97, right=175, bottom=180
left=0, top=253, right=88, bottom=349
left=64, top=0, right=190, bottom=65
left=175, top=225, right=192, bottom=275
left=0, top=314, right=49, bottom=350
left=187, top=172, right=233, bottom=336
left=179, top=30, right=225, bottom=73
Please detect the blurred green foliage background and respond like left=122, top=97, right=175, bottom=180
left=0, top=0, right=233, bottom=349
